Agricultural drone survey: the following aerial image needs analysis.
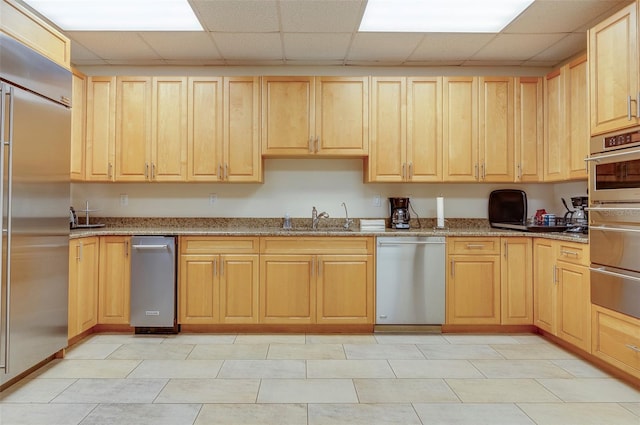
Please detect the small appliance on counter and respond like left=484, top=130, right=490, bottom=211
left=389, top=197, right=410, bottom=229
left=562, top=196, right=589, bottom=234
left=489, top=189, right=568, bottom=232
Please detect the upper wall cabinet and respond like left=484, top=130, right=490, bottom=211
left=566, top=56, right=589, bottom=180
left=443, top=77, right=478, bottom=182
left=1, top=0, right=71, bottom=69
left=367, top=77, right=442, bottom=182
left=544, top=69, right=565, bottom=182
left=589, top=2, right=639, bottom=136
left=71, top=69, right=87, bottom=181
left=86, top=77, right=116, bottom=182
left=261, top=76, right=368, bottom=157
left=515, top=77, right=544, bottom=182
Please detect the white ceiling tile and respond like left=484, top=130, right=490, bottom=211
left=190, top=0, right=279, bottom=32
left=279, top=0, right=364, bottom=32
left=471, top=33, right=566, bottom=61
left=213, top=33, right=283, bottom=60
left=521, top=59, right=560, bottom=68
left=529, top=33, right=586, bottom=62
left=348, top=33, right=424, bottom=62
left=345, top=60, right=405, bottom=66
left=403, top=60, right=465, bottom=66
left=505, top=0, right=624, bottom=33
left=140, top=32, right=222, bottom=60
left=67, top=32, right=160, bottom=60
left=283, top=33, right=352, bottom=60
left=409, top=33, right=495, bottom=62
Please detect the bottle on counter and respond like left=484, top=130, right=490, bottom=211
left=283, top=213, right=292, bottom=230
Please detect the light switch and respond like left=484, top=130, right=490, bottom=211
left=120, top=194, right=128, bottom=206
left=209, top=193, right=217, bottom=205
left=373, top=194, right=381, bottom=207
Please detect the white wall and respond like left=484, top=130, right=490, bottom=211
left=71, top=159, right=588, bottom=220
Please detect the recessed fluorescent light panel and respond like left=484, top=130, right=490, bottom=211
left=22, top=0, right=203, bottom=31
left=359, top=0, right=534, bottom=33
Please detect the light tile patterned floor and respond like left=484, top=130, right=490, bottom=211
left=0, top=333, right=639, bottom=425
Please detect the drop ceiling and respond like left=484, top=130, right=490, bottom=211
left=37, top=0, right=633, bottom=68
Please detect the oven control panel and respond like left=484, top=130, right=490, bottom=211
left=604, top=131, right=640, bottom=148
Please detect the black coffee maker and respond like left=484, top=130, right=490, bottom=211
left=389, top=197, right=410, bottom=229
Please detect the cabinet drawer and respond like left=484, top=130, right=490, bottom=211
left=556, top=242, right=589, bottom=266
left=448, top=237, right=500, bottom=255
left=260, top=237, right=373, bottom=254
left=592, top=305, right=640, bottom=379
left=180, top=236, right=259, bottom=254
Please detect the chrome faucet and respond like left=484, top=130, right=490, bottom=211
left=312, top=206, right=329, bottom=230
left=341, top=202, right=353, bottom=230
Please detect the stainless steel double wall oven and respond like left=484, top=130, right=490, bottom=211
left=588, top=127, right=640, bottom=319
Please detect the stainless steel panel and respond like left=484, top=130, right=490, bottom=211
left=130, top=236, right=176, bottom=328
left=591, top=266, right=640, bottom=319
left=376, top=236, right=445, bottom=325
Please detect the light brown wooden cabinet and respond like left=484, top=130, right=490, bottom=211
left=71, top=69, right=86, bottom=181
left=178, top=237, right=259, bottom=324
left=592, top=304, right=640, bottom=380
left=261, top=76, right=368, bottom=157
left=589, top=1, right=640, bottom=135
left=187, top=77, right=223, bottom=181
left=98, top=236, right=131, bottom=325
left=86, top=76, right=116, bottom=181
left=1, top=0, right=71, bottom=69
left=259, top=237, right=374, bottom=325
left=544, top=69, right=565, bottom=182
left=501, top=237, right=533, bottom=325
left=367, top=77, right=442, bottom=182
left=68, top=237, right=99, bottom=340
left=534, top=238, right=591, bottom=351
left=446, top=237, right=501, bottom=324
left=515, top=77, right=544, bottom=182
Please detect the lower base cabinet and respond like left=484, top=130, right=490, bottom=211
left=592, top=304, right=640, bottom=379
left=68, top=237, right=99, bottom=339
left=98, top=236, right=131, bottom=325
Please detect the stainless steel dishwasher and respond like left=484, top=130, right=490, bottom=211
left=376, top=236, right=446, bottom=325
left=130, top=236, right=177, bottom=333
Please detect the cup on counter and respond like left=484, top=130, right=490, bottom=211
left=543, top=213, right=556, bottom=226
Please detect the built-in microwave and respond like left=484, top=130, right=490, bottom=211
left=588, top=127, right=640, bottom=203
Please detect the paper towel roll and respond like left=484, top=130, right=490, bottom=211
left=436, top=196, right=445, bottom=228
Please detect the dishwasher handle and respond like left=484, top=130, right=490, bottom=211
left=132, top=244, right=170, bottom=250
left=378, top=241, right=445, bottom=246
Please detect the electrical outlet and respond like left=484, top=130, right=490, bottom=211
left=373, top=194, right=381, bottom=207
left=209, top=193, right=217, bottom=205
left=120, top=194, right=128, bottom=206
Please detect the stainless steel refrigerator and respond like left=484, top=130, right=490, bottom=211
left=0, top=33, right=71, bottom=388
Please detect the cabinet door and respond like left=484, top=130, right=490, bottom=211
left=479, top=77, right=514, bottom=182
left=443, top=77, right=478, bottom=182
left=446, top=255, right=500, bottom=324
left=592, top=305, right=640, bottom=379
left=533, top=239, right=556, bottom=333
left=316, top=255, right=373, bottom=324
left=187, top=77, right=223, bottom=181
left=315, top=77, right=368, bottom=156
left=557, top=261, right=591, bottom=351
left=85, top=76, right=115, bottom=181
left=566, top=56, right=589, bottom=180
left=98, top=236, right=131, bottom=325
left=589, top=2, right=639, bottom=135
left=259, top=254, right=315, bottom=324
left=501, top=238, right=533, bottom=325
left=261, top=76, right=314, bottom=155
left=179, top=254, right=219, bottom=324
left=407, top=77, right=442, bottom=182
left=68, top=240, right=79, bottom=339
left=367, top=77, right=406, bottom=182
left=515, top=77, right=543, bottom=182
left=77, top=237, right=99, bottom=334
left=220, top=254, right=259, bottom=324
left=544, top=70, right=566, bottom=181
left=71, top=69, right=86, bottom=181
left=224, top=77, right=262, bottom=182
left=151, top=77, right=187, bottom=181
left=115, top=76, right=151, bottom=181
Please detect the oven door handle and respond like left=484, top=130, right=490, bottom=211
left=590, top=266, right=640, bottom=283
left=586, top=149, right=640, bottom=162
left=589, top=225, right=640, bottom=234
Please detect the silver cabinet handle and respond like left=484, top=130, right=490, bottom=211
left=218, top=163, right=222, bottom=180
left=450, top=259, right=455, bottom=277
left=481, top=163, right=486, bottom=180
left=628, top=95, right=633, bottom=121
left=626, top=344, right=640, bottom=353
left=590, top=266, right=640, bottom=283
left=151, top=162, right=156, bottom=180
left=553, top=264, right=558, bottom=285
left=309, top=137, right=314, bottom=153
left=224, top=163, right=228, bottom=180
left=408, top=162, right=413, bottom=179
left=402, top=163, right=406, bottom=180
left=311, top=257, right=315, bottom=277
left=559, top=250, right=579, bottom=257
left=220, top=259, right=224, bottom=276
left=504, top=241, right=508, bottom=259
left=466, top=244, right=485, bottom=249
left=474, top=163, right=479, bottom=180
left=125, top=240, right=129, bottom=258
left=144, top=162, right=149, bottom=179
left=108, top=162, right=113, bottom=179
left=637, top=92, right=640, bottom=118
left=318, top=259, right=322, bottom=277
left=79, top=242, right=83, bottom=262
left=517, top=163, right=522, bottom=180
left=213, top=258, right=217, bottom=277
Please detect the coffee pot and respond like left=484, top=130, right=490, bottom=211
left=389, top=197, right=410, bottom=229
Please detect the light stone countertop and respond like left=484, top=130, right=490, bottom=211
left=69, top=217, right=589, bottom=243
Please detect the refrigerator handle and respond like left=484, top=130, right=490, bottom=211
left=0, top=84, right=13, bottom=372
